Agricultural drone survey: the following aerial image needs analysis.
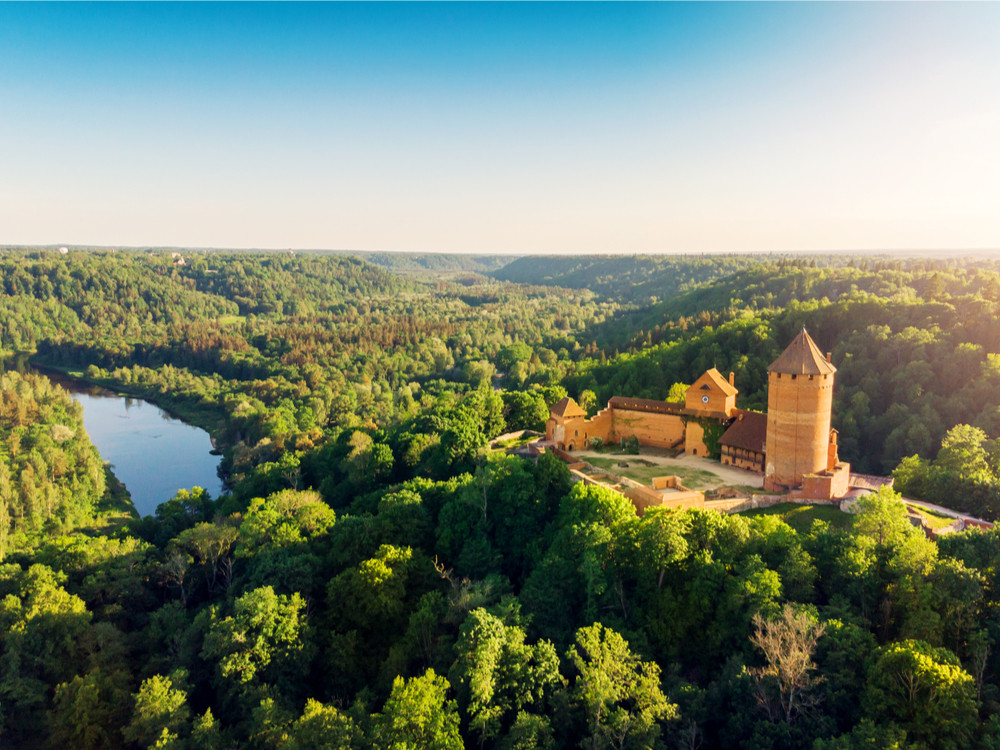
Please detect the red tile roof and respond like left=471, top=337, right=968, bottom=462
left=768, top=329, right=837, bottom=375
left=550, top=397, right=587, bottom=419
left=695, top=367, right=738, bottom=397
left=719, top=410, right=767, bottom=454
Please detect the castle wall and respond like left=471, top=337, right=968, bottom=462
left=610, top=409, right=686, bottom=449
left=545, top=418, right=557, bottom=442
left=563, top=417, right=590, bottom=451
left=623, top=481, right=704, bottom=515
left=764, top=371, right=834, bottom=490
left=796, top=462, right=851, bottom=501
left=584, top=408, right=614, bottom=446
left=685, top=420, right=709, bottom=457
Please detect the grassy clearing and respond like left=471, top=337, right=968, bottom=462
left=742, top=502, right=854, bottom=533
left=906, top=504, right=956, bottom=530
left=493, top=435, right=538, bottom=449
left=583, top=456, right=721, bottom=489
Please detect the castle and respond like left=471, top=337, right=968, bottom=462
left=545, top=329, right=852, bottom=500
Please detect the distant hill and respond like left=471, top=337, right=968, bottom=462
left=0, top=245, right=515, bottom=274
left=342, top=250, right=515, bottom=274
left=491, top=254, right=769, bottom=302
left=490, top=253, right=967, bottom=303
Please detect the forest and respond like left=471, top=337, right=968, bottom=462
left=3, top=247, right=1000, bottom=749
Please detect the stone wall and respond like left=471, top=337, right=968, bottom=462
left=610, top=409, right=686, bottom=449
left=622, top=477, right=704, bottom=515
left=797, top=462, right=851, bottom=501
left=684, top=420, right=709, bottom=457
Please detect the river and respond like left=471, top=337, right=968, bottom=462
left=3, top=356, right=224, bottom=516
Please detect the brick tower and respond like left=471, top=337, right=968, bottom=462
left=763, top=329, right=838, bottom=492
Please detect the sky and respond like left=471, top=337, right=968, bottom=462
left=2, top=2, right=999, bottom=255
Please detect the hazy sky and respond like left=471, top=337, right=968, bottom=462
left=2, top=2, right=999, bottom=254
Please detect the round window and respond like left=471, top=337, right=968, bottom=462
left=702, top=395, right=709, bottom=403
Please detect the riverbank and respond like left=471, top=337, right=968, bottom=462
left=32, top=361, right=228, bottom=446
left=11, top=356, right=229, bottom=514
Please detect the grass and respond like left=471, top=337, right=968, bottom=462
left=492, top=434, right=538, bottom=449
left=91, top=466, right=140, bottom=532
left=217, top=314, right=246, bottom=326
left=742, top=502, right=854, bottom=533
left=742, top=501, right=959, bottom=535
left=906, top=504, right=957, bottom=530
left=583, top=456, right=721, bottom=489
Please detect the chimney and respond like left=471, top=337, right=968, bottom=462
left=728, top=371, right=735, bottom=386
left=826, top=352, right=832, bottom=363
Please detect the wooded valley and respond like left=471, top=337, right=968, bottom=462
left=2, top=248, right=1000, bottom=749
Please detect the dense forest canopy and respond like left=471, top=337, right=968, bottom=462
left=3, top=247, right=1000, bottom=748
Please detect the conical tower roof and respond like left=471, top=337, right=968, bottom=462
left=768, top=329, right=837, bottom=375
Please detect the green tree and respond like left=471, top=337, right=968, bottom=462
left=863, top=640, right=977, bottom=750
left=174, top=523, right=238, bottom=595
left=665, top=382, right=689, bottom=404
left=936, top=424, right=991, bottom=479
left=567, top=623, right=676, bottom=750
left=201, top=586, right=312, bottom=696
left=448, top=607, right=563, bottom=747
left=851, top=486, right=918, bottom=547
left=286, top=698, right=363, bottom=750
left=49, top=669, right=130, bottom=750
left=372, top=669, right=463, bottom=750
left=502, top=390, right=550, bottom=432
left=497, top=343, right=533, bottom=372
left=123, top=671, right=191, bottom=748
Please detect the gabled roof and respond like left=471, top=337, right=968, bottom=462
left=692, top=367, right=738, bottom=397
left=550, top=397, right=587, bottom=419
left=719, top=410, right=767, bottom=453
left=768, top=329, right=837, bottom=375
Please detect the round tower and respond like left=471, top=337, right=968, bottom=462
left=763, top=329, right=837, bottom=491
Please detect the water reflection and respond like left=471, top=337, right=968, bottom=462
left=1, top=357, right=224, bottom=516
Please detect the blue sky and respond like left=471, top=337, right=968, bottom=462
left=2, top=2, right=999, bottom=254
